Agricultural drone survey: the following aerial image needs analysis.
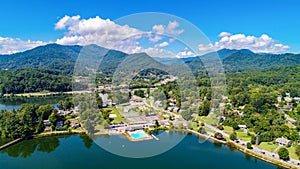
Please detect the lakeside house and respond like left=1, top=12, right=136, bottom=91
left=56, top=121, right=64, bottom=127
left=70, top=122, right=80, bottom=128
left=238, top=124, right=247, bottom=132
left=43, top=120, right=51, bottom=127
left=99, top=93, right=113, bottom=107
left=294, top=97, right=300, bottom=102
left=283, top=105, right=294, bottom=111
left=284, top=97, right=293, bottom=103
left=275, top=137, right=291, bottom=146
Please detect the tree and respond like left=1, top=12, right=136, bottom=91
left=182, top=109, right=192, bottom=121
left=289, top=130, right=300, bottom=141
left=134, top=89, right=145, bottom=98
left=232, top=122, right=240, bottom=130
left=214, top=132, right=224, bottom=140
left=48, top=112, right=58, bottom=125
left=278, top=147, right=289, bottom=160
left=246, top=142, right=252, bottom=149
left=96, top=94, right=103, bottom=109
left=36, top=104, right=54, bottom=120
left=198, top=100, right=211, bottom=116
left=230, top=132, right=237, bottom=140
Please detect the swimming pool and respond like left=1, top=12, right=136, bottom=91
left=131, top=132, right=149, bottom=139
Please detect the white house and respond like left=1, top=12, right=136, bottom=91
left=275, top=137, right=291, bottom=146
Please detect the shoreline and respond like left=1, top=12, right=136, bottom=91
left=187, top=129, right=298, bottom=169
left=0, top=129, right=298, bottom=168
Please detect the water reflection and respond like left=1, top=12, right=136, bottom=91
left=0, top=137, right=60, bottom=158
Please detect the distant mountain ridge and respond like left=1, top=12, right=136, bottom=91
left=0, top=44, right=300, bottom=74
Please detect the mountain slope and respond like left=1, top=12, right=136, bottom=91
left=0, top=44, right=82, bottom=75
left=223, top=52, right=300, bottom=72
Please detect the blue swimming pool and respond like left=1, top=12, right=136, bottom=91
left=131, top=132, right=149, bottom=139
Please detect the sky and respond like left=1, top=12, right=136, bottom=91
left=0, top=0, right=299, bottom=56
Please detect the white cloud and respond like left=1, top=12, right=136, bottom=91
left=0, top=36, right=46, bottom=54
left=144, top=47, right=174, bottom=58
left=199, top=32, right=290, bottom=54
left=218, top=32, right=232, bottom=37
left=155, top=41, right=169, bottom=48
left=55, top=15, right=80, bottom=30
left=55, top=15, right=142, bottom=50
left=152, top=21, right=184, bottom=36
left=175, top=48, right=195, bottom=58
left=54, top=16, right=182, bottom=58
left=198, top=43, right=214, bottom=52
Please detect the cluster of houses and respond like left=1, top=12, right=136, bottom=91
left=42, top=110, right=80, bottom=131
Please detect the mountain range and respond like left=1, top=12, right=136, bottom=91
left=1, top=44, right=300, bottom=74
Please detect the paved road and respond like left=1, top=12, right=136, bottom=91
left=206, top=123, right=300, bottom=167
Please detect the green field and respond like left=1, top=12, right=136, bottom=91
left=258, top=142, right=279, bottom=152
left=104, top=107, right=125, bottom=123
left=236, top=132, right=251, bottom=141
left=287, top=146, right=299, bottom=160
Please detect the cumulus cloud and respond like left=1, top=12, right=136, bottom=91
left=144, top=47, right=174, bottom=57
left=198, top=43, right=214, bottom=52
left=155, top=41, right=169, bottom=48
left=175, top=48, right=195, bottom=58
left=218, top=32, right=232, bottom=37
left=0, top=37, right=46, bottom=54
left=199, top=32, right=290, bottom=54
left=152, top=21, right=184, bottom=36
left=54, top=16, right=184, bottom=57
left=55, top=15, right=142, bottom=50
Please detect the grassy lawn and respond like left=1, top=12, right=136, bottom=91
left=236, top=132, right=251, bottom=141
left=287, top=146, right=299, bottom=160
left=104, top=107, right=125, bottom=123
left=197, top=115, right=218, bottom=125
left=223, top=126, right=234, bottom=134
left=258, top=142, right=279, bottom=152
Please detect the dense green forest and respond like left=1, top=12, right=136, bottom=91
left=0, top=69, right=72, bottom=95
left=0, top=104, right=55, bottom=139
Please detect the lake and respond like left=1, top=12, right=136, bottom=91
left=0, top=95, right=68, bottom=111
left=0, top=133, right=280, bottom=169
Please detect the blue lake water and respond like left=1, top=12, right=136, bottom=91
left=0, top=95, right=67, bottom=111
left=0, top=133, right=279, bottom=169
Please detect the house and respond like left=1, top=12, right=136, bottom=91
left=173, top=107, right=180, bottom=113
left=167, top=107, right=174, bottom=111
left=238, top=124, right=247, bottom=129
left=275, top=137, right=291, bottom=146
left=59, top=110, right=72, bottom=116
left=277, top=96, right=282, bottom=102
left=294, top=97, right=300, bottom=102
left=283, top=105, right=294, bottom=111
left=100, top=93, right=113, bottom=107
left=286, top=117, right=296, bottom=124
left=56, top=121, right=64, bottom=127
left=43, top=120, right=51, bottom=127
left=238, top=124, right=247, bottom=132
left=154, top=100, right=162, bottom=107
left=222, top=95, right=229, bottom=100
left=284, top=97, right=293, bottom=103
left=70, top=122, right=80, bottom=128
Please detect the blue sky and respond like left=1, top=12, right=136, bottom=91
left=0, top=0, right=299, bottom=55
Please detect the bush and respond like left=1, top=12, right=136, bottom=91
left=246, top=142, right=252, bottom=149
left=214, top=132, right=224, bottom=140
left=230, top=132, right=237, bottom=140
left=217, top=125, right=224, bottom=130
left=278, top=147, right=289, bottom=160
